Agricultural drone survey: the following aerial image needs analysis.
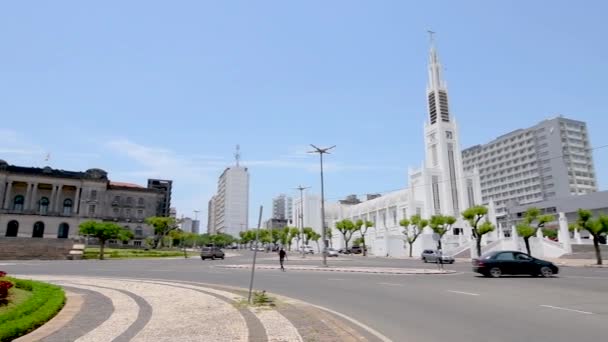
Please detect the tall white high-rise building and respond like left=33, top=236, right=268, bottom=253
left=208, top=146, right=249, bottom=237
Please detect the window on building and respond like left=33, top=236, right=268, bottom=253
left=432, top=176, right=441, bottom=214
left=88, top=205, right=96, bottom=215
left=13, top=195, right=24, bottom=211
left=91, top=190, right=97, bottom=200
left=126, top=208, right=132, bottom=217
left=32, top=221, right=45, bottom=238
left=137, top=209, right=143, bottom=218
left=39, top=197, right=50, bottom=215
left=133, top=240, right=142, bottom=247
left=113, top=196, right=120, bottom=204
left=57, top=223, right=69, bottom=239
left=113, top=207, right=120, bottom=216
left=63, top=199, right=73, bottom=215
left=126, top=197, right=133, bottom=206
left=5, top=220, right=19, bottom=237
left=138, top=198, right=144, bottom=206
left=135, top=226, right=143, bottom=237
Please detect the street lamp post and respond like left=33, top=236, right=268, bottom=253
left=295, top=185, right=310, bottom=258
left=308, top=144, right=335, bottom=267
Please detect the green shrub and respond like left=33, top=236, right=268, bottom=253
left=0, top=278, right=65, bottom=342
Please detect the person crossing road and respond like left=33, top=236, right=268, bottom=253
left=279, top=248, right=287, bottom=272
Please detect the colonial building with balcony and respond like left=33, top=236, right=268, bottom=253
left=0, top=160, right=164, bottom=246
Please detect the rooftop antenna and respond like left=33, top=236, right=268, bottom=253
left=235, top=144, right=241, bottom=167
left=427, top=30, right=436, bottom=44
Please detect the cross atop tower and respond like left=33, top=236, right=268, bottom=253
left=427, top=30, right=436, bottom=44
left=234, top=144, right=241, bottom=167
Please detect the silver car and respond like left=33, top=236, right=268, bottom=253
left=325, top=248, right=339, bottom=257
left=421, top=249, right=454, bottom=264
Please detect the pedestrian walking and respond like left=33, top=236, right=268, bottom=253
left=279, top=248, right=287, bottom=272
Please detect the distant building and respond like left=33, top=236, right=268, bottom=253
left=0, top=160, right=162, bottom=245
left=265, top=218, right=289, bottom=230
left=462, top=116, right=597, bottom=228
left=169, top=207, right=177, bottom=218
left=207, top=195, right=217, bottom=234
left=208, top=146, right=250, bottom=237
left=339, top=194, right=362, bottom=205
left=147, top=179, right=173, bottom=217
left=191, top=220, right=200, bottom=234
left=272, top=194, right=293, bottom=223
left=180, top=217, right=193, bottom=233
left=292, top=193, right=322, bottom=234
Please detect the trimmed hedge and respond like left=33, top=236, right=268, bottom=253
left=0, top=278, right=65, bottom=342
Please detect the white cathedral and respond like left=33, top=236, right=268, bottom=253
left=325, top=39, right=498, bottom=257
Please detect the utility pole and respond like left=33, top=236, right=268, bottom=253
left=308, top=144, right=335, bottom=267
left=295, top=185, right=310, bottom=258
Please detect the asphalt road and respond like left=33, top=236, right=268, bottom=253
left=3, top=251, right=607, bottom=342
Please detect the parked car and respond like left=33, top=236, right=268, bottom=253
left=325, top=248, right=339, bottom=257
left=472, top=251, right=559, bottom=278
left=201, top=246, right=225, bottom=260
left=300, top=245, right=314, bottom=254
left=350, top=246, right=363, bottom=254
left=250, top=246, right=265, bottom=252
left=421, top=250, right=455, bottom=264
left=338, top=248, right=351, bottom=254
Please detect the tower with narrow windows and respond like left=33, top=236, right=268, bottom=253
left=410, top=35, right=482, bottom=218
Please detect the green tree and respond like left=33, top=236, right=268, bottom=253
left=462, top=206, right=496, bottom=257
left=400, top=215, right=428, bottom=257
left=310, top=232, right=322, bottom=252
left=355, top=220, right=374, bottom=256
left=289, top=227, right=301, bottom=251
left=335, top=219, right=357, bottom=251
left=271, top=229, right=282, bottom=246
left=326, top=227, right=334, bottom=248
left=145, top=216, right=178, bottom=248
left=515, top=207, right=554, bottom=256
left=79, top=221, right=133, bottom=260
left=279, top=227, right=291, bottom=247
left=302, top=227, right=315, bottom=245
left=428, top=215, right=456, bottom=250
left=573, top=209, right=608, bottom=265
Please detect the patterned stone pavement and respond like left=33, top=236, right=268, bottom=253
left=14, top=275, right=390, bottom=342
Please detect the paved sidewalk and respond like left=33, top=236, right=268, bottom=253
left=14, top=275, right=390, bottom=342
left=546, top=258, right=608, bottom=268
left=218, top=264, right=455, bottom=274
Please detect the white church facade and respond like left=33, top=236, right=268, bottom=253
left=325, top=38, right=497, bottom=258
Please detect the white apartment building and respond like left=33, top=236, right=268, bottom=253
left=207, top=195, right=217, bottom=234
left=210, top=166, right=249, bottom=237
left=462, top=116, right=597, bottom=228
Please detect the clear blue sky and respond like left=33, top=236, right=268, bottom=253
left=1, top=1, right=607, bottom=228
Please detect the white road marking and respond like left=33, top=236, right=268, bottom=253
left=0, top=263, right=16, bottom=266
left=540, top=305, right=593, bottom=315
left=447, top=290, right=480, bottom=296
left=378, top=282, right=403, bottom=287
left=328, top=278, right=346, bottom=281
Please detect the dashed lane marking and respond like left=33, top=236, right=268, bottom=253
left=447, top=290, right=480, bottom=296
left=540, top=305, right=593, bottom=315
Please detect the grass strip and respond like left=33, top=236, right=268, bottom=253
left=0, top=278, right=65, bottom=342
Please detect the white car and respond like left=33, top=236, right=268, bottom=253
left=300, top=245, right=314, bottom=254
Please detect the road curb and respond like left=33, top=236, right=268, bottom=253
left=14, top=291, right=83, bottom=342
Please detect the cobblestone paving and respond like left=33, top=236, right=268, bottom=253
left=15, top=275, right=388, bottom=342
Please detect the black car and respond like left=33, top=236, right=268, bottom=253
left=350, top=246, right=363, bottom=254
left=201, top=246, right=225, bottom=260
left=472, top=251, right=559, bottom=278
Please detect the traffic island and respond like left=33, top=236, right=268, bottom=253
left=0, top=272, right=65, bottom=342
left=217, top=264, right=456, bottom=274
